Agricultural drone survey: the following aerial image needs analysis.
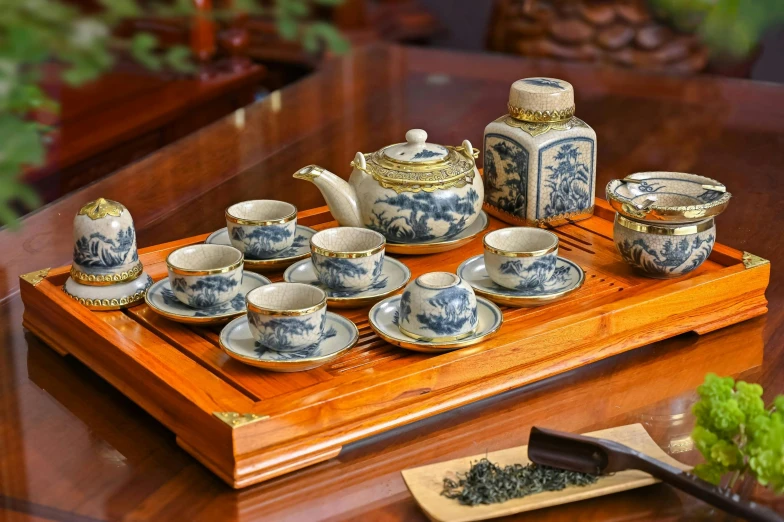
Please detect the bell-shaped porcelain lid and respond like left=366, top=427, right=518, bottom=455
left=71, top=198, right=143, bottom=286
left=356, top=129, right=478, bottom=194
left=382, top=129, right=449, bottom=163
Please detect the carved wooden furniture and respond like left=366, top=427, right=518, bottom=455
left=487, top=0, right=711, bottom=73
left=3, top=45, right=783, bottom=519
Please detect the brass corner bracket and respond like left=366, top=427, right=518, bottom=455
left=742, top=252, right=770, bottom=270
left=213, top=412, right=269, bottom=428
left=20, top=268, right=50, bottom=286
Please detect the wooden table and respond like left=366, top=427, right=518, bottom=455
left=1, top=44, right=782, bottom=521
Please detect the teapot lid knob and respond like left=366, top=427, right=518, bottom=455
left=405, top=129, right=427, bottom=144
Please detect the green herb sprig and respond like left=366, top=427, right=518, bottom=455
left=691, top=373, right=784, bottom=492
left=441, top=458, right=598, bottom=506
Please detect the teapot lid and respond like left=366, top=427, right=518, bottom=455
left=354, top=129, right=478, bottom=194
left=382, top=129, right=449, bottom=163
left=508, top=77, right=575, bottom=123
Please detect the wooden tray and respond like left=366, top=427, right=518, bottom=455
left=20, top=200, right=770, bottom=489
left=402, top=423, right=690, bottom=522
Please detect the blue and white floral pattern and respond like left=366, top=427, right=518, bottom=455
left=537, top=138, right=594, bottom=220
left=399, top=274, right=478, bottom=339
left=171, top=274, right=240, bottom=308
left=230, top=225, right=294, bottom=259
left=73, top=226, right=138, bottom=268
left=219, top=312, right=359, bottom=371
left=497, top=257, right=557, bottom=291
left=484, top=134, right=528, bottom=219
left=367, top=188, right=480, bottom=243
left=162, top=288, right=245, bottom=317
left=413, top=285, right=478, bottom=336
left=617, top=235, right=715, bottom=277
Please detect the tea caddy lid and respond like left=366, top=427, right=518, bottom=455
left=508, top=78, right=575, bottom=123
left=353, top=129, right=478, bottom=194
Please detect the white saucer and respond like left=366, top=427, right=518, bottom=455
left=369, top=294, right=503, bottom=353
left=205, top=225, right=316, bottom=271
left=283, top=256, right=411, bottom=308
left=457, top=255, right=585, bottom=307
left=145, top=272, right=270, bottom=324
left=385, top=211, right=489, bottom=256
left=219, top=312, right=359, bottom=372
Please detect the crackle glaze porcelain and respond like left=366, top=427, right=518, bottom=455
left=483, top=228, right=559, bottom=290
left=245, top=282, right=327, bottom=352
left=145, top=272, right=270, bottom=324
left=284, top=256, right=410, bottom=308
left=71, top=198, right=143, bottom=286
left=166, top=245, right=244, bottom=308
left=226, top=200, right=298, bottom=259
left=206, top=224, right=316, bottom=271
left=614, top=215, right=716, bottom=279
left=219, top=313, right=358, bottom=372
left=369, top=294, right=503, bottom=352
left=63, top=273, right=153, bottom=311
left=483, top=78, right=597, bottom=227
left=310, top=227, right=385, bottom=291
left=458, top=254, right=585, bottom=307
left=293, top=129, right=483, bottom=243
left=398, top=272, right=478, bottom=342
left=607, top=172, right=731, bottom=224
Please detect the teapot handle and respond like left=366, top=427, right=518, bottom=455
left=456, top=140, right=479, bottom=160
left=350, top=151, right=367, bottom=171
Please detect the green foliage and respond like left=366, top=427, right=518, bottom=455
left=0, top=0, right=348, bottom=228
left=691, top=373, right=784, bottom=493
left=650, top=0, right=784, bottom=58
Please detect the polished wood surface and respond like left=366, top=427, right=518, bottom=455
left=2, top=45, right=784, bottom=519
left=19, top=201, right=768, bottom=489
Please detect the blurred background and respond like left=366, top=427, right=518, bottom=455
left=3, top=0, right=783, bottom=225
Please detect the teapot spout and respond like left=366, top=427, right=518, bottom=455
left=293, top=165, right=363, bottom=228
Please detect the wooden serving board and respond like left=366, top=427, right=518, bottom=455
left=402, top=423, right=691, bottom=522
left=20, top=200, right=769, bottom=489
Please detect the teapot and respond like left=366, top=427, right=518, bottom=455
left=293, top=129, right=483, bottom=243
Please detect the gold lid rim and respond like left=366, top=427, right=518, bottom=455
left=615, top=214, right=715, bottom=235
left=507, top=104, right=575, bottom=123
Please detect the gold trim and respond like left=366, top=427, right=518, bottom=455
left=468, top=262, right=586, bottom=307
left=225, top=206, right=297, bottom=226
left=219, top=318, right=359, bottom=371
left=293, top=165, right=324, bottom=182
left=385, top=211, right=489, bottom=255
left=616, top=214, right=714, bottom=236
left=507, top=104, right=575, bottom=123
left=166, top=248, right=244, bottom=276
left=20, top=268, right=50, bottom=286
left=484, top=203, right=594, bottom=228
left=483, top=232, right=558, bottom=258
left=311, top=243, right=385, bottom=259
left=350, top=146, right=478, bottom=194
left=247, top=298, right=326, bottom=317
left=500, top=115, right=588, bottom=137
left=742, top=252, right=770, bottom=270
left=213, top=412, right=269, bottom=428
left=369, top=298, right=503, bottom=353
left=63, top=277, right=152, bottom=311
left=607, top=178, right=731, bottom=222
left=78, top=198, right=125, bottom=220
left=398, top=324, right=476, bottom=342
left=70, top=261, right=143, bottom=286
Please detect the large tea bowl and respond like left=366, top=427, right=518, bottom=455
left=607, top=172, right=731, bottom=224
left=398, top=272, right=478, bottom=342
left=311, top=227, right=386, bottom=291
left=166, top=244, right=244, bottom=308
left=226, top=200, right=297, bottom=259
left=483, top=228, right=559, bottom=291
left=245, top=282, right=327, bottom=352
left=614, top=214, right=716, bottom=279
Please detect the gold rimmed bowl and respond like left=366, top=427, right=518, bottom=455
left=607, top=172, right=731, bottom=224
left=166, top=244, right=244, bottom=308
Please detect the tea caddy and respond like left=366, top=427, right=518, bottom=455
left=483, top=77, right=597, bottom=227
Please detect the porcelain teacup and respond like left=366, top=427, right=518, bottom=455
left=226, top=200, right=298, bottom=259
left=310, top=227, right=386, bottom=291
left=483, top=228, right=559, bottom=291
left=166, top=244, right=244, bottom=308
left=245, top=282, right=327, bottom=352
left=398, top=272, right=478, bottom=342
